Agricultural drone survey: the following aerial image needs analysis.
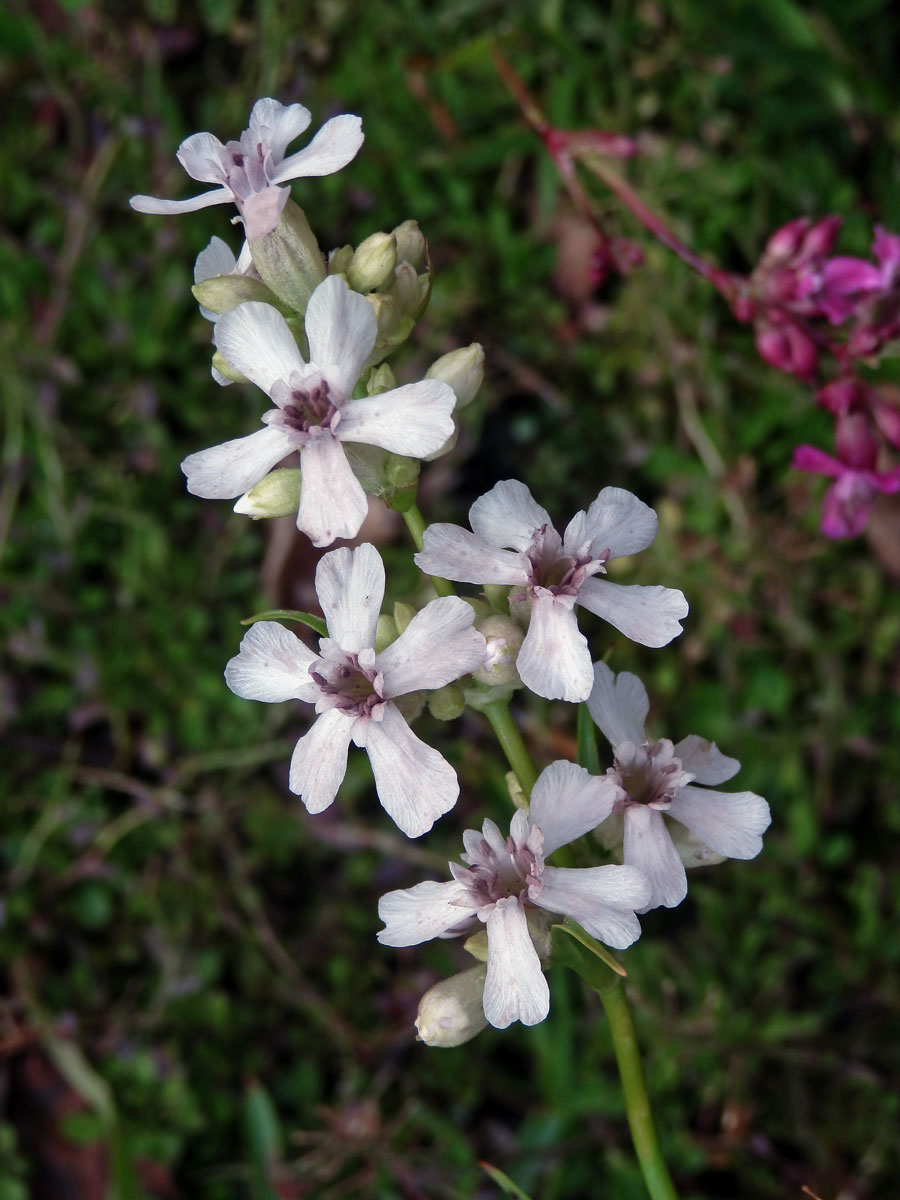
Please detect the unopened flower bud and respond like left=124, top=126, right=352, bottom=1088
left=348, top=232, right=398, bottom=292
left=800, top=214, right=842, bottom=259
left=392, top=219, right=427, bottom=271
left=415, top=966, right=488, bottom=1048
left=366, top=363, right=397, bottom=395
left=375, top=614, right=398, bottom=653
left=212, top=350, right=248, bottom=384
left=426, top=344, right=485, bottom=410
left=393, top=601, right=417, bottom=634
left=764, top=217, right=811, bottom=263
left=248, top=199, right=326, bottom=315
left=817, top=377, right=868, bottom=415
left=327, top=244, right=354, bottom=275
left=233, top=468, right=301, bottom=519
left=192, top=274, right=282, bottom=316
left=755, top=321, right=817, bottom=378
left=390, top=261, right=427, bottom=315
left=872, top=391, right=900, bottom=449
left=472, top=614, right=524, bottom=686
left=427, top=681, right=466, bottom=721
left=835, top=412, right=878, bottom=470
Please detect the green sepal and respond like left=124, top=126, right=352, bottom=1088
left=240, top=609, right=327, bottom=637
left=576, top=701, right=600, bottom=774
left=211, top=350, right=248, bottom=383
left=463, top=928, right=488, bottom=962
left=192, top=275, right=288, bottom=315
left=248, top=199, right=326, bottom=316
left=342, top=442, right=421, bottom=509
left=550, top=919, right=627, bottom=995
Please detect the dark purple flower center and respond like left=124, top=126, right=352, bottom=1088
left=282, top=379, right=337, bottom=433
left=310, top=651, right=382, bottom=717
left=523, top=525, right=608, bottom=597
left=608, top=739, right=690, bottom=810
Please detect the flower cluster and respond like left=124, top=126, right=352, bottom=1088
left=132, top=98, right=771, bottom=1047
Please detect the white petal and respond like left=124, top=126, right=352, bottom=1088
left=565, top=487, right=658, bottom=558
left=129, top=188, right=233, bottom=215
left=194, top=236, right=237, bottom=282
left=415, top=525, right=526, bottom=585
left=339, top=381, right=456, bottom=457
left=297, top=433, right=368, bottom=547
left=304, top=276, right=377, bottom=398
left=181, top=425, right=295, bottom=499
left=240, top=184, right=290, bottom=242
left=214, top=301, right=306, bottom=397
left=365, top=703, right=459, bottom=837
left=529, top=761, right=618, bottom=856
left=224, top=621, right=318, bottom=702
left=271, top=113, right=364, bottom=183
left=378, top=596, right=485, bottom=697
left=469, top=479, right=552, bottom=551
left=247, top=98, right=311, bottom=161
left=587, top=661, right=649, bottom=750
left=623, top=805, right=686, bottom=911
left=377, top=880, right=477, bottom=946
left=483, top=898, right=549, bottom=1028
left=534, top=865, right=650, bottom=948
left=314, top=542, right=385, bottom=653
left=176, top=131, right=228, bottom=184
left=517, top=592, right=593, bottom=702
left=674, top=735, right=740, bottom=784
left=667, top=785, right=770, bottom=859
left=577, top=579, right=688, bottom=648
left=289, top=707, right=355, bottom=813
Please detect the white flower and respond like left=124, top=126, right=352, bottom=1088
left=588, top=661, right=771, bottom=911
left=225, top=543, right=486, bottom=837
left=378, top=760, right=651, bottom=1030
left=414, top=479, right=689, bottom=702
left=130, top=98, right=364, bottom=240
left=182, top=276, right=456, bottom=546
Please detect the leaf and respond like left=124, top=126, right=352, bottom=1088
left=550, top=920, right=626, bottom=995
left=479, top=1162, right=536, bottom=1200
left=240, top=609, right=327, bottom=637
left=576, top=702, right=600, bottom=774
left=244, top=1080, right=284, bottom=1200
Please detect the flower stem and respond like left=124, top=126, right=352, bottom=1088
left=482, top=698, right=539, bottom=800
left=599, top=979, right=680, bottom=1200
left=401, top=502, right=455, bottom=597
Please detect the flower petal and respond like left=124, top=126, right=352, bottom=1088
left=181, top=425, right=295, bottom=499
left=517, top=592, right=593, bottom=702
left=587, top=662, right=649, bottom=750
left=339, top=381, right=456, bottom=457
left=377, top=596, right=485, bottom=696
left=365, top=703, right=459, bottom=837
left=214, top=301, right=307, bottom=397
left=415, top=524, right=527, bottom=585
left=565, top=487, right=659, bottom=558
left=129, top=188, right=233, bottom=215
left=176, top=132, right=228, bottom=184
left=483, top=897, right=549, bottom=1028
left=314, top=542, right=385, bottom=653
left=469, top=479, right=552, bottom=551
left=577, top=579, right=688, bottom=648
left=297, top=432, right=369, bottom=547
left=289, top=707, right=355, bottom=813
left=224, top=620, right=318, bottom=702
left=534, top=864, right=650, bottom=948
left=623, top=805, right=686, bottom=911
left=674, top=735, right=740, bottom=784
left=529, top=760, right=619, bottom=856
left=302, top=275, right=377, bottom=397
left=667, top=785, right=770, bottom=859
left=377, top=880, right=478, bottom=946
left=271, top=113, right=364, bottom=183
left=239, top=184, right=290, bottom=242
left=194, top=235, right=237, bottom=282
left=247, top=98, right=311, bottom=161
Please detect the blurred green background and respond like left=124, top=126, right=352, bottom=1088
left=3, top=1, right=900, bottom=1197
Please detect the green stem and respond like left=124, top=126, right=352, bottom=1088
left=401, top=502, right=454, bottom=597
left=482, top=699, right=539, bottom=800
left=599, top=979, right=680, bottom=1200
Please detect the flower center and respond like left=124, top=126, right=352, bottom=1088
left=608, top=739, right=691, bottom=810
left=310, top=649, right=383, bottom=717
left=281, top=379, right=338, bottom=433
left=455, top=818, right=544, bottom=909
left=524, top=525, right=608, bottom=597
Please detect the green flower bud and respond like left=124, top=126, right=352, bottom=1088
left=348, top=232, right=398, bottom=293
left=463, top=929, right=488, bottom=963
left=483, top=584, right=511, bottom=613
left=391, top=690, right=425, bottom=723
left=426, top=344, right=485, bottom=410
left=232, top=468, right=300, bottom=519
left=393, top=601, right=417, bottom=634
left=472, top=614, right=524, bottom=686
left=392, top=219, right=427, bottom=271
left=366, top=363, right=397, bottom=395
left=212, top=350, right=248, bottom=384
left=191, top=274, right=284, bottom=316
left=248, top=199, right=326, bottom=316
left=328, top=244, right=354, bottom=275
left=342, top=442, right=421, bottom=511
left=375, top=614, right=399, bottom=653
left=427, top=681, right=466, bottom=721
left=415, top=966, right=488, bottom=1048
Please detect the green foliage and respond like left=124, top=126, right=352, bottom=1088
left=2, top=1, right=900, bottom=1198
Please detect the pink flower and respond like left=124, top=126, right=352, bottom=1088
left=130, top=98, right=363, bottom=240
left=414, top=480, right=688, bottom=702
left=588, top=663, right=771, bottom=911
left=225, top=544, right=487, bottom=837
left=378, top=760, right=651, bottom=1029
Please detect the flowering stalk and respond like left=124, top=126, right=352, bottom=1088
left=482, top=697, right=539, bottom=800
left=401, top=500, right=455, bottom=597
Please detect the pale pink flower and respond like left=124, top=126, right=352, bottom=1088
left=182, top=276, right=456, bottom=546
left=130, top=98, right=363, bottom=240
left=378, top=760, right=651, bottom=1029
left=588, top=662, right=771, bottom=911
left=414, top=480, right=688, bottom=702
left=225, top=544, right=486, bottom=838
